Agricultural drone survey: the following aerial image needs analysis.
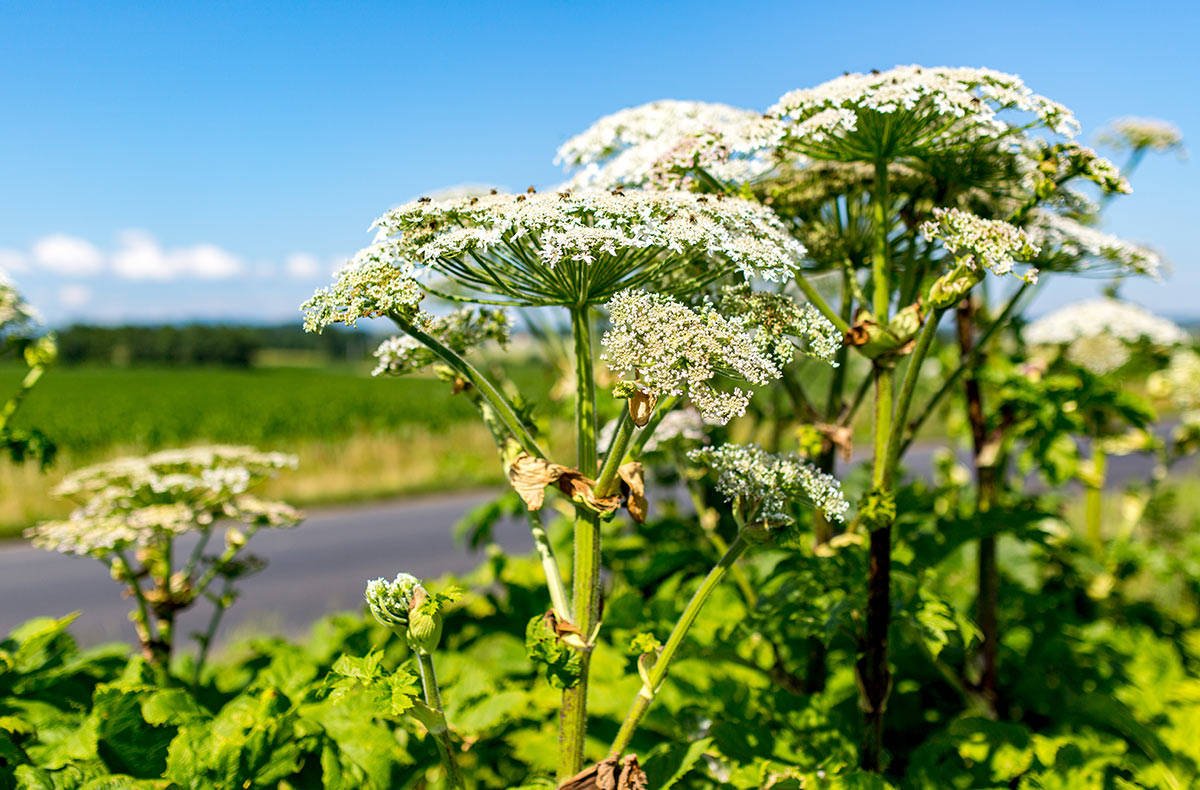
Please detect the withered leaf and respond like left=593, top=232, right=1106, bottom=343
left=508, top=453, right=569, bottom=510
left=628, top=390, right=657, bottom=427
left=557, top=470, right=621, bottom=515
left=814, top=422, right=854, bottom=462
left=558, top=755, right=647, bottom=790
left=617, top=462, right=648, bottom=523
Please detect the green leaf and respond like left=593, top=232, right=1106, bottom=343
left=524, top=614, right=581, bottom=690
left=642, top=737, right=712, bottom=788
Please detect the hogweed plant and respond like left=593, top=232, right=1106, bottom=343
left=302, top=186, right=849, bottom=780
left=25, top=446, right=301, bottom=679
left=557, top=65, right=1179, bottom=766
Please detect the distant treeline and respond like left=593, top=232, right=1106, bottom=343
left=54, top=324, right=379, bottom=367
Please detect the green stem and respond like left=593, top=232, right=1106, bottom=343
left=901, top=281, right=1032, bottom=455
left=608, top=531, right=752, bottom=757
left=885, top=310, right=943, bottom=475
left=0, top=363, right=46, bottom=431
left=397, top=315, right=545, bottom=458
left=795, top=274, right=853, bottom=335
left=1085, top=442, right=1107, bottom=548
left=560, top=306, right=601, bottom=779
left=595, top=409, right=634, bottom=497
left=528, top=510, right=572, bottom=621
left=415, top=651, right=465, bottom=789
left=192, top=578, right=233, bottom=686
left=860, top=157, right=894, bottom=774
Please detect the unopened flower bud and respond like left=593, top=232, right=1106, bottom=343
left=226, top=527, right=247, bottom=550
left=364, top=572, right=421, bottom=634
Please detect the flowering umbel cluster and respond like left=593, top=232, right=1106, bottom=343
left=0, top=272, right=40, bottom=338
left=770, top=65, right=1079, bottom=162
left=602, top=289, right=784, bottom=425
left=688, top=442, right=849, bottom=528
left=301, top=252, right=425, bottom=332
left=718, top=284, right=843, bottom=366
left=1028, top=211, right=1162, bottom=279
left=555, top=99, right=784, bottom=189
left=28, top=446, right=301, bottom=557
left=373, top=308, right=510, bottom=377
left=365, top=189, right=804, bottom=307
left=1099, top=117, right=1185, bottom=154
left=920, top=208, right=1041, bottom=280
left=1025, top=298, right=1190, bottom=375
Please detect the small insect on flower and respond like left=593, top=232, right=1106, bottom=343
left=601, top=289, right=783, bottom=425
left=689, top=442, right=849, bottom=528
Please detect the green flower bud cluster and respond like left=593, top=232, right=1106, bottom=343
left=365, top=572, right=453, bottom=654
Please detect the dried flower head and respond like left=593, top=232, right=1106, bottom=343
left=28, top=446, right=300, bottom=557
left=921, top=207, right=1041, bottom=280
left=366, top=189, right=804, bottom=307
left=373, top=308, right=510, bottom=377
left=602, top=289, right=783, bottom=425
left=1025, top=298, right=1190, bottom=375
left=1099, top=117, right=1185, bottom=154
left=688, top=442, right=848, bottom=526
left=556, top=100, right=784, bottom=189
left=1027, top=211, right=1161, bottom=279
left=301, top=250, right=424, bottom=333
left=770, top=65, right=1079, bottom=162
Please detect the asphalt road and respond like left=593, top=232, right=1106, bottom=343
left=0, top=446, right=1190, bottom=650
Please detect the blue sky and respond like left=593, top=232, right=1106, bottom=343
left=1, top=1, right=1197, bottom=325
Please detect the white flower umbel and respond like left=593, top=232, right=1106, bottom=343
left=770, top=65, right=1079, bottom=162
left=1099, top=117, right=1185, bottom=154
left=555, top=100, right=783, bottom=189
left=689, top=442, right=848, bottom=526
left=365, top=572, right=423, bottom=632
left=29, top=445, right=300, bottom=557
left=368, top=189, right=805, bottom=307
left=718, top=284, right=842, bottom=366
left=301, top=249, right=425, bottom=333
left=1026, top=298, right=1190, bottom=375
left=602, top=289, right=782, bottom=425
left=920, top=207, right=1041, bottom=280
left=1027, top=211, right=1162, bottom=279
left=373, top=308, right=509, bottom=377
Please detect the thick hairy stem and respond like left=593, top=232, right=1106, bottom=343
left=560, top=306, right=600, bottom=779
left=859, top=157, right=894, bottom=773
left=595, top=410, right=634, bottom=497
left=1085, top=442, right=1107, bottom=548
left=956, top=299, right=1000, bottom=715
left=415, top=651, right=465, bottom=789
left=609, top=532, right=751, bottom=757
left=886, top=311, right=943, bottom=474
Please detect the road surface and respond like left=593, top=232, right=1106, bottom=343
left=0, top=446, right=1190, bottom=649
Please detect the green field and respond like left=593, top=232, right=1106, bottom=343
left=0, top=363, right=562, bottom=536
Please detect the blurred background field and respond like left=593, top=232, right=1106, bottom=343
left=0, top=324, right=568, bottom=536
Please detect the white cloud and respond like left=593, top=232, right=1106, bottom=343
left=111, top=230, right=244, bottom=280
left=284, top=253, right=321, bottom=279
left=32, top=234, right=105, bottom=276
left=58, top=284, right=92, bottom=309
left=0, top=249, right=28, bottom=274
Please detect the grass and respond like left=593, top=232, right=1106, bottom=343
left=0, top=361, right=563, bottom=537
